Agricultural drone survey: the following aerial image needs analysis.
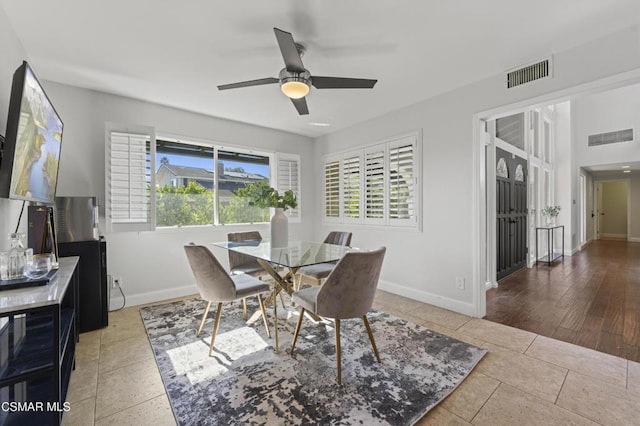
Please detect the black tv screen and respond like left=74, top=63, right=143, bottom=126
left=0, top=61, right=63, bottom=204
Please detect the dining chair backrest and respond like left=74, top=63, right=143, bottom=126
left=315, top=247, right=386, bottom=319
left=184, top=244, right=236, bottom=302
left=323, top=231, right=352, bottom=247
left=227, top=231, right=262, bottom=270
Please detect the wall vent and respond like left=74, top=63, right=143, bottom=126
left=588, top=128, right=634, bottom=147
left=506, top=58, right=551, bottom=88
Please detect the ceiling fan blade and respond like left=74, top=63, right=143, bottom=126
left=291, top=97, right=309, bottom=115
left=217, top=77, right=279, bottom=91
left=274, top=28, right=305, bottom=73
left=311, top=76, right=377, bottom=89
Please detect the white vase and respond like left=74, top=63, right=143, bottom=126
left=270, top=208, right=288, bottom=248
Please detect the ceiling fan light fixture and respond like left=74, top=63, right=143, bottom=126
left=281, top=78, right=309, bottom=99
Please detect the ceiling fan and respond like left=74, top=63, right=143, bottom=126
left=217, top=28, right=377, bottom=115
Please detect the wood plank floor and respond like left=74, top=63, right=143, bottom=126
left=485, top=239, right=640, bottom=362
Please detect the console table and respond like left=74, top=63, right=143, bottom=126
left=535, top=225, right=564, bottom=266
left=0, top=257, right=79, bottom=425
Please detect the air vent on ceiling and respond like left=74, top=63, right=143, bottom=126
left=506, top=58, right=551, bottom=89
left=588, top=128, right=634, bottom=147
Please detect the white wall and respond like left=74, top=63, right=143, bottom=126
left=573, top=84, right=640, bottom=168
left=314, top=26, right=640, bottom=316
left=572, top=83, right=640, bottom=242
left=554, top=102, right=573, bottom=253
left=0, top=6, right=29, bottom=251
left=41, top=82, right=315, bottom=306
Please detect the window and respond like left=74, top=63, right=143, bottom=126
left=106, top=127, right=297, bottom=230
left=342, top=154, right=361, bottom=220
left=322, top=132, right=420, bottom=229
left=276, top=153, right=301, bottom=222
left=217, top=149, right=271, bottom=225
left=324, top=159, right=340, bottom=219
left=364, top=146, right=385, bottom=224
left=155, top=140, right=215, bottom=227
left=389, top=140, right=416, bottom=223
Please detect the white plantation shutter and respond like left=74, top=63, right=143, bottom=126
left=342, top=154, right=361, bottom=220
left=106, top=127, right=155, bottom=232
left=389, top=138, right=417, bottom=224
left=324, top=158, right=340, bottom=219
left=276, top=153, right=301, bottom=222
left=364, top=146, right=385, bottom=225
left=322, top=132, right=420, bottom=229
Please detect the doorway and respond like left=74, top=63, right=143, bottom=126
left=596, top=180, right=629, bottom=240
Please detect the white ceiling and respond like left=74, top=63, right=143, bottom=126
left=1, top=1, right=638, bottom=137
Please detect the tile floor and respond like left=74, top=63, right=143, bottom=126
left=63, top=291, right=640, bottom=425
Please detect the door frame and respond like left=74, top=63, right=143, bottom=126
left=471, top=69, right=640, bottom=318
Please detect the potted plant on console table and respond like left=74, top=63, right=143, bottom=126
left=541, top=205, right=561, bottom=227
left=237, top=180, right=297, bottom=248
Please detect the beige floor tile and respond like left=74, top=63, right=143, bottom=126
left=95, top=358, right=166, bottom=420
left=421, top=320, right=486, bottom=347
left=99, top=335, right=154, bottom=374
left=628, top=360, right=640, bottom=395
left=66, top=359, right=99, bottom=403
left=407, top=304, right=472, bottom=330
left=95, top=394, right=175, bottom=426
left=107, top=308, right=144, bottom=325
left=415, top=406, right=471, bottom=425
left=374, top=290, right=426, bottom=313
left=556, top=370, right=640, bottom=426
left=441, top=372, right=500, bottom=421
left=76, top=330, right=102, bottom=363
left=101, top=313, right=147, bottom=345
left=525, top=335, right=628, bottom=387
left=472, top=383, right=598, bottom=426
left=458, top=319, right=536, bottom=353
left=476, top=342, right=567, bottom=402
left=64, top=396, right=95, bottom=426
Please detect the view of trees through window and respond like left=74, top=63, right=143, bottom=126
left=155, top=140, right=270, bottom=227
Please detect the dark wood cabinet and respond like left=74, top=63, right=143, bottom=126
left=0, top=257, right=79, bottom=425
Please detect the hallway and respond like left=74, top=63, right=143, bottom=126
left=486, top=240, right=640, bottom=362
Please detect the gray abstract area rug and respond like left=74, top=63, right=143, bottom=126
left=140, top=297, right=487, bottom=426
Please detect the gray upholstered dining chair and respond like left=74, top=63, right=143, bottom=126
left=227, top=231, right=268, bottom=319
left=184, top=244, right=271, bottom=357
left=227, top=231, right=264, bottom=276
left=290, top=246, right=386, bottom=385
left=295, top=231, right=352, bottom=289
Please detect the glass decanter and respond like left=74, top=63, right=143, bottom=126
left=6, top=232, right=29, bottom=280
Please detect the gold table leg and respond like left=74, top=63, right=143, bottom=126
left=257, top=259, right=289, bottom=353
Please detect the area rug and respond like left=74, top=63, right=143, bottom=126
left=140, top=297, right=487, bottom=425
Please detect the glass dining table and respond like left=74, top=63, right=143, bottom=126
left=211, top=240, right=352, bottom=352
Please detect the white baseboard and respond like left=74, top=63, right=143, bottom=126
left=485, top=281, right=497, bottom=291
left=110, top=284, right=198, bottom=309
left=378, top=279, right=476, bottom=317
left=628, top=237, right=640, bottom=243
left=600, top=233, right=627, bottom=239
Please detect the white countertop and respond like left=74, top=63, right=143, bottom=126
left=0, top=257, right=79, bottom=314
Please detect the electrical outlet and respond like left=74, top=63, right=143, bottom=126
left=113, top=277, right=122, bottom=289
left=455, top=277, right=465, bottom=290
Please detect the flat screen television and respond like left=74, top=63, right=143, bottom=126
left=0, top=61, right=63, bottom=204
